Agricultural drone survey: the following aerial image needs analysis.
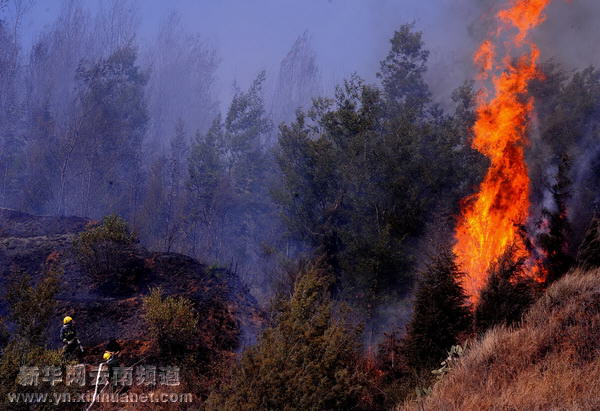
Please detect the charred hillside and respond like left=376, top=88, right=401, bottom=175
left=0, top=208, right=262, bottom=355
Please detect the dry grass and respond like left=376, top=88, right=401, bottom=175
left=400, top=268, right=600, bottom=411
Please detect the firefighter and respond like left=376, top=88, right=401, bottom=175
left=60, top=316, right=83, bottom=359
left=103, top=351, right=120, bottom=384
left=105, top=337, right=122, bottom=354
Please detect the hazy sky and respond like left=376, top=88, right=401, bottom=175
left=10, top=0, right=600, bottom=106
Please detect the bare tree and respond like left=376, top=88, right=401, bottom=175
left=144, top=11, right=219, bottom=156
left=92, top=0, right=139, bottom=57
left=271, top=31, right=321, bottom=132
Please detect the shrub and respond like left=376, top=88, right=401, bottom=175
left=372, top=330, right=414, bottom=409
left=5, top=269, right=60, bottom=345
left=537, top=154, right=575, bottom=285
left=142, top=287, right=199, bottom=358
left=0, top=340, right=63, bottom=410
left=0, top=270, right=64, bottom=410
left=73, top=215, right=144, bottom=294
left=206, top=260, right=366, bottom=410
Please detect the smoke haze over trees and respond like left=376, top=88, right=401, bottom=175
left=0, top=0, right=598, bottom=307
left=1, top=0, right=600, bottom=408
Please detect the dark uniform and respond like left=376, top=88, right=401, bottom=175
left=105, top=338, right=122, bottom=385
left=106, top=338, right=122, bottom=353
left=60, top=323, right=82, bottom=359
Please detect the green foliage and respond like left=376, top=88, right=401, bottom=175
left=529, top=63, right=600, bottom=243
left=378, top=23, right=430, bottom=117
left=0, top=340, right=63, bottom=410
left=184, top=71, right=277, bottom=281
left=537, top=154, right=575, bottom=285
left=412, top=345, right=465, bottom=403
left=187, top=116, right=226, bottom=230
left=474, top=247, right=538, bottom=333
left=275, top=25, right=484, bottom=312
left=207, top=260, right=366, bottom=410
left=75, top=46, right=148, bottom=218
left=372, top=330, right=415, bottom=409
left=0, top=270, right=64, bottom=409
left=225, top=71, right=272, bottom=165
left=138, top=120, right=190, bottom=252
left=19, top=104, right=59, bottom=214
left=5, top=270, right=60, bottom=346
left=402, top=249, right=471, bottom=371
left=142, top=287, right=199, bottom=358
left=73, top=214, right=144, bottom=294
left=431, top=344, right=464, bottom=380
left=531, top=64, right=600, bottom=159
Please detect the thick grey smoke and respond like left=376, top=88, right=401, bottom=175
left=1, top=0, right=599, bottom=323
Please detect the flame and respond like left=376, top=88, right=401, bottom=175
left=453, top=0, right=551, bottom=302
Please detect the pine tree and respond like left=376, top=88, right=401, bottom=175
left=186, top=116, right=226, bottom=258
left=271, top=31, right=320, bottom=127
left=74, top=46, right=148, bottom=219
left=474, top=246, right=538, bottom=333
left=538, top=154, right=575, bottom=285
left=402, top=249, right=471, bottom=370
left=377, top=23, right=431, bottom=118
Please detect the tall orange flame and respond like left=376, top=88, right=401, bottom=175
left=453, top=0, right=551, bottom=303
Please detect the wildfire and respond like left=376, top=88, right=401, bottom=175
left=453, top=0, right=551, bottom=302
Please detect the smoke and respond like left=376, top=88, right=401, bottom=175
left=537, top=0, right=600, bottom=70
left=568, top=112, right=600, bottom=240
left=3, top=0, right=600, bottom=336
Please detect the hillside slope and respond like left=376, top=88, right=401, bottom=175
left=0, top=208, right=262, bottom=360
left=402, top=267, right=600, bottom=410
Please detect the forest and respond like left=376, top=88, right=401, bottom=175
left=0, top=0, right=600, bottom=409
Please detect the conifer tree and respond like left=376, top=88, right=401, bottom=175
left=474, top=246, right=538, bottom=333
left=402, top=249, right=471, bottom=371
left=538, top=154, right=575, bottom=285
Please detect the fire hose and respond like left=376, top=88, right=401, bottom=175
left=85, top=354, right=148, bottom=410
left=86, top=362, right=106, bottom=411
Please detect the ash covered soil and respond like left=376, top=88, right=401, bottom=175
left=0, top=208, right=263, bottom=363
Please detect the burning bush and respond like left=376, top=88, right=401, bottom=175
left=73, top=215, right=145, bottom=294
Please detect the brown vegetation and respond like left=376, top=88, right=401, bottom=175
left=401, top=267, right=600, bottom=410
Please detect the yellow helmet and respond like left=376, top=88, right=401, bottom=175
left=103, top=351, right=112, bottom=361
left=63, top=316, right=73, bottom=324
